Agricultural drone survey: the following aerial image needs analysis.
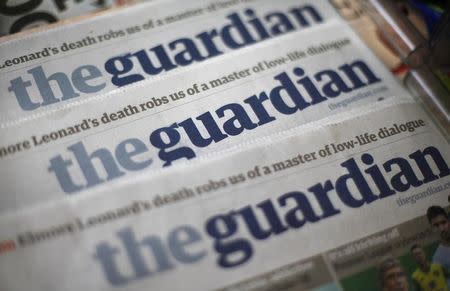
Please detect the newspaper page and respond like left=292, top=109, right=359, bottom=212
left=0, top=0, right=117, bottom=36
left=0, top=20, right=414, bottom=214
left=0, top=101, right=448, bottom=291
left=0, top=0, right=341, bottom=122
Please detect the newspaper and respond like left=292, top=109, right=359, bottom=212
left=0, top=21, right=414, bottom=214
left=0, top=0, right=119, bottom=36
left=0, top=101, right=448, bottom=291
left=0, top=0, right=341, bottom=122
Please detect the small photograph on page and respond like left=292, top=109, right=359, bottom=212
left=329, top=204, right=450, bottom=291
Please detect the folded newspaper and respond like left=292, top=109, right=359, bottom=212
left=0, top=101, right=448, bottom=291
left=2, top=2, right=448, bottom=290
left=0, top=18, right=414, bottom=214
left=1, top=0, right=362, bottom=122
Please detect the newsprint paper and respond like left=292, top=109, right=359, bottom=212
left=0, top=0, right=117, bottom=36
left=0, top=0, right=341, bottom=122
left=0, top=20, right=413, bottom=213
left=0, top=101, right=449, bottom=291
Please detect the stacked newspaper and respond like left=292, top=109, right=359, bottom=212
left=1, top=0, right=449, bottom=290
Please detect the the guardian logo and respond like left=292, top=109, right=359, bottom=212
left=7, top=4, right=324, bottom=111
